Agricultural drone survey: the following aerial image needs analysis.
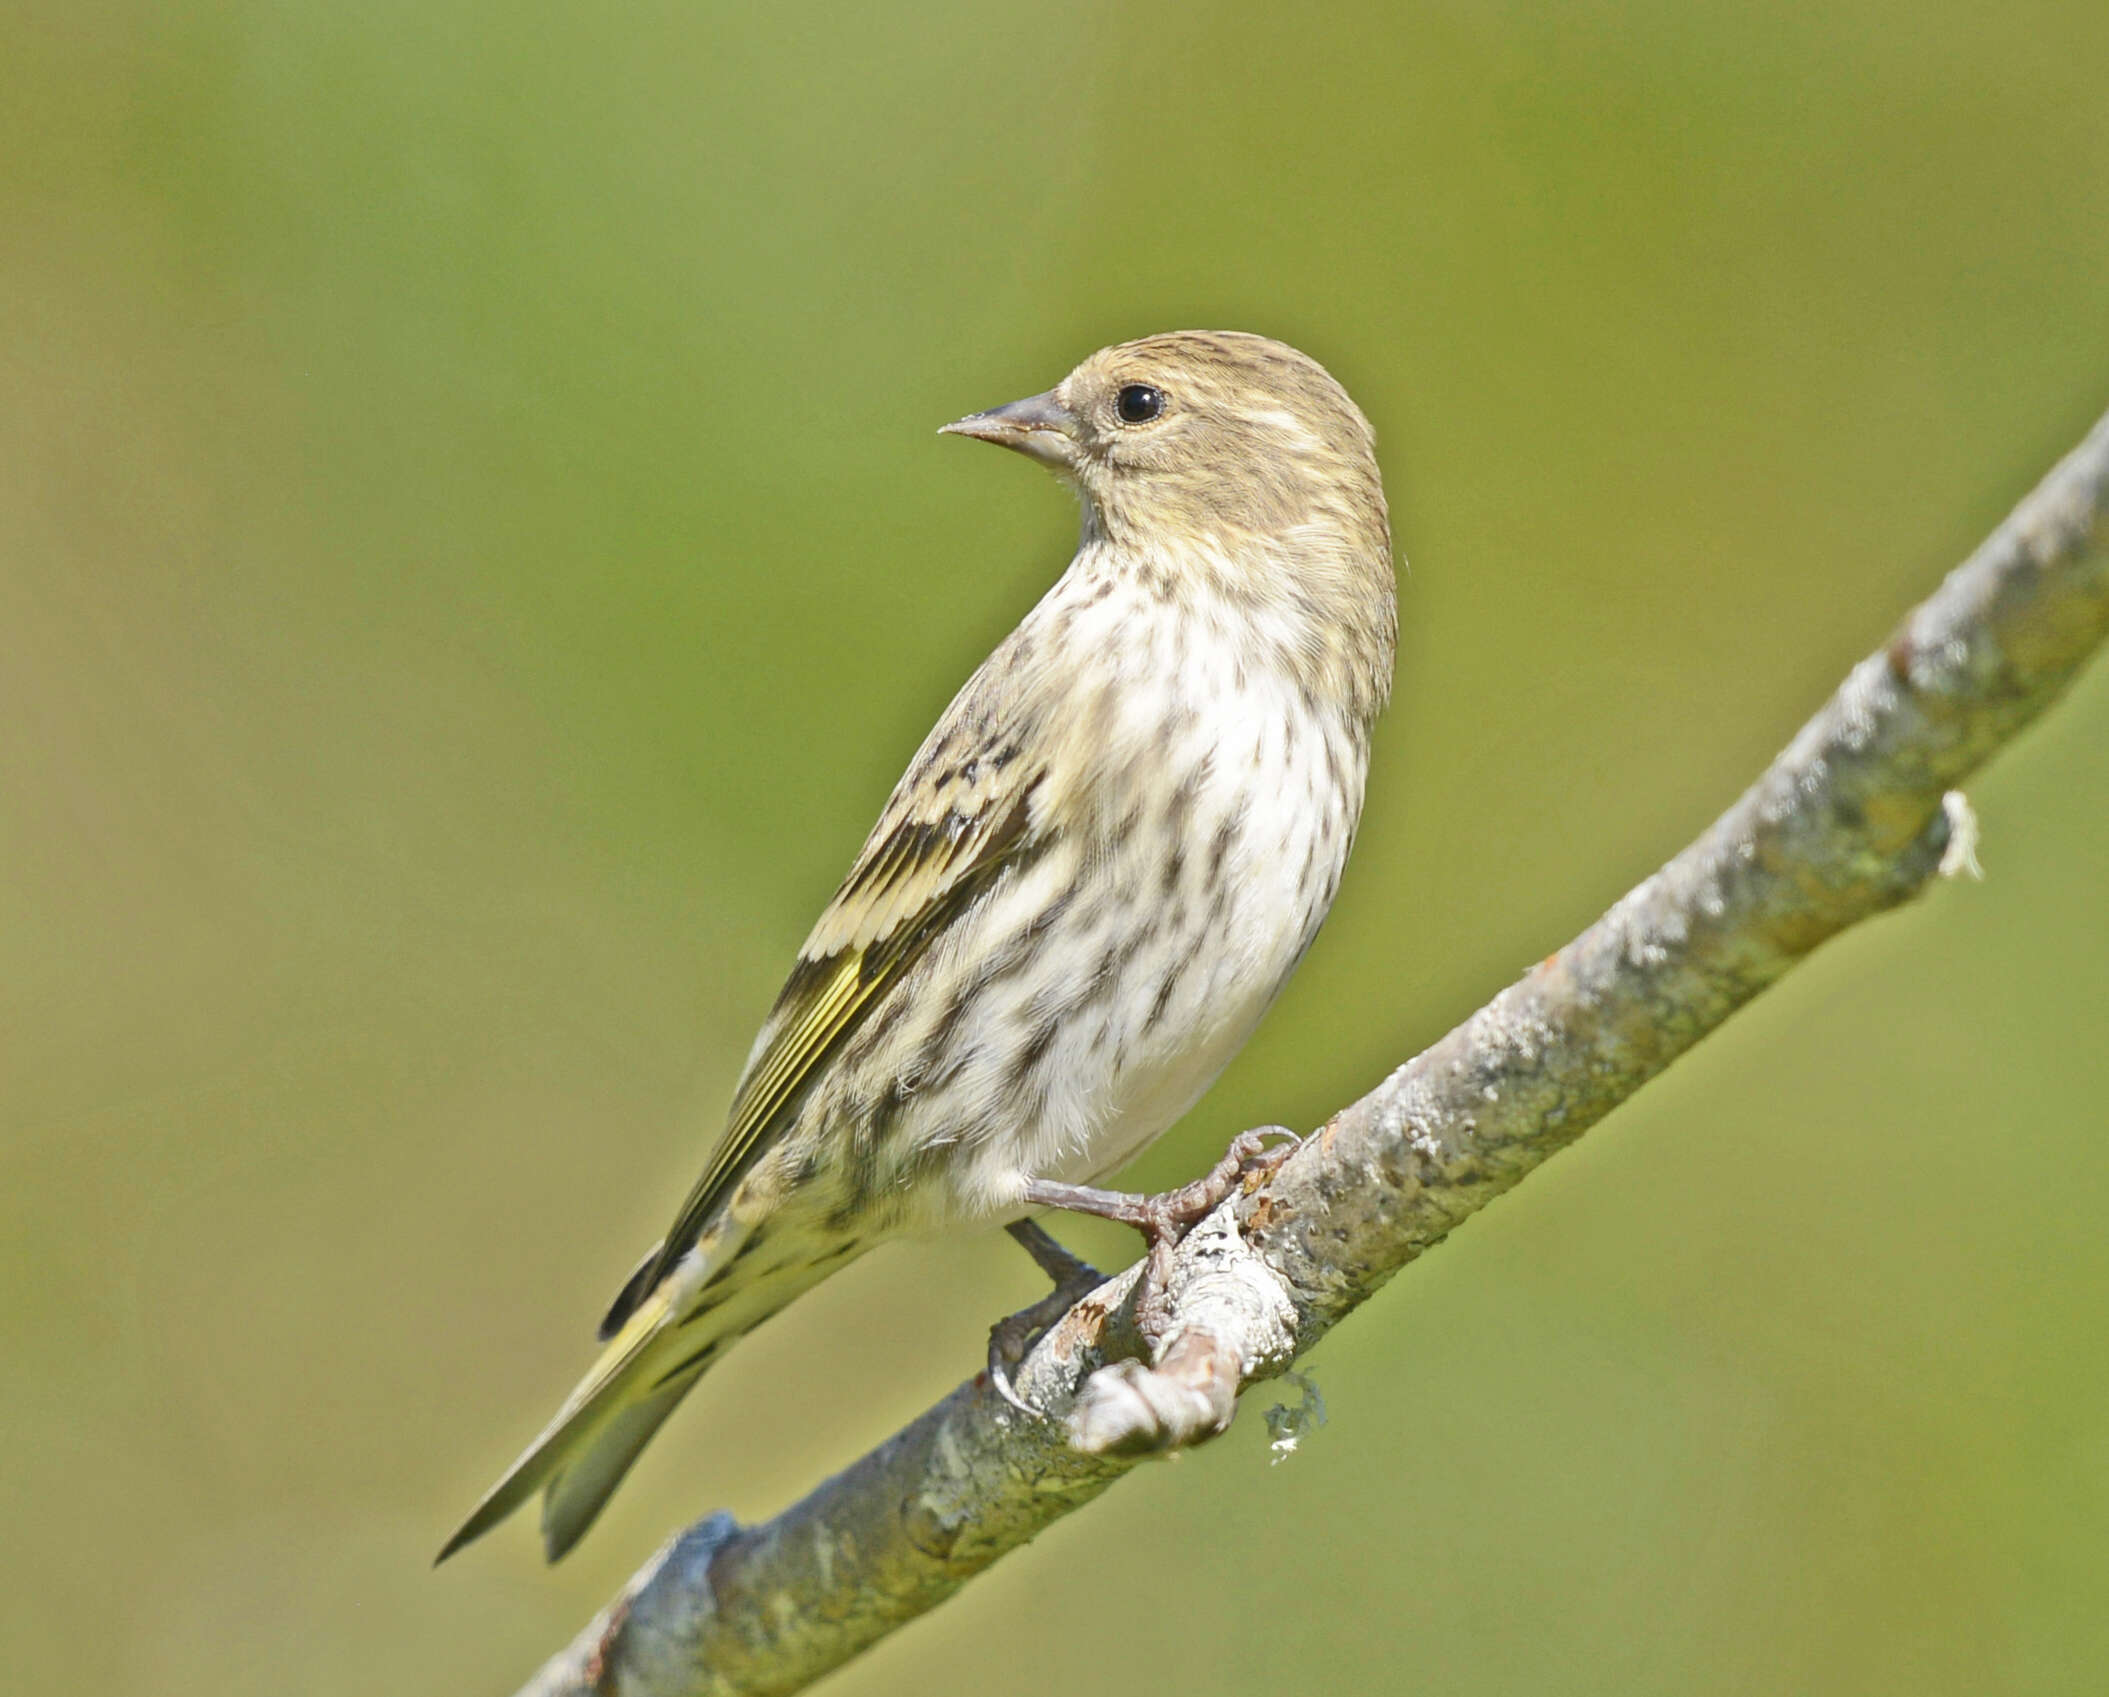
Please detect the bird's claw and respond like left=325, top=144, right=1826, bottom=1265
left=1229, top=1124, right=1302, bottom=1186
left=1007, top=1125, right=1307, bottom=1348
left=987, top=1220, right=1106, bottom=1417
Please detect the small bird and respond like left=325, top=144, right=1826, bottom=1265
left=440, top=330, right=1396, bottom=1563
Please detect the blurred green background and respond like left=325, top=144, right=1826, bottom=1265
left=5, top=2, right=2107, bottom=1692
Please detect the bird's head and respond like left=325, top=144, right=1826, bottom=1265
left=943, top=330, right=1390, bottom=567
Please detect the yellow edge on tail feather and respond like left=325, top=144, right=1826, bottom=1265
left=434, top=1280, right=677, bottom=1564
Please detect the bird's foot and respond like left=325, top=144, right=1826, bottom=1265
left=987, top=1219, right=1107, bottom=1416
left=1018, top=1126, right=1301, bottom=1345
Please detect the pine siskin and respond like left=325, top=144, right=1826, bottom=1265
left=440, top=330, right=1396, bottom=1562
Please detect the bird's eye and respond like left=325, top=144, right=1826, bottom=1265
left=1115, top=384, right=1166, bottom=425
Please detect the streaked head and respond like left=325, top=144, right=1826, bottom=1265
left=943, top=330, right=1388, bottom=560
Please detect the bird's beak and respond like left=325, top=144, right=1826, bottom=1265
left=939, top=389, right=1078, bottom=469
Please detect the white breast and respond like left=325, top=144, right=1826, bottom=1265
left=899, top=567, right=1368, bottom=1224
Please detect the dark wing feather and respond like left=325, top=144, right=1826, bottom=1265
left=601, top=690, right=1045, bottom=1337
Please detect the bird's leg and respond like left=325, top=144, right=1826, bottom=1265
left=1006, top=1215, right=1103, bottom=1287
left=986, top=1219, right=1107, bottom=1416
left=1020, top=1126, right=1302, bottom=1343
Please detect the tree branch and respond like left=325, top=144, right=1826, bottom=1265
left=517, top=406, right=2109, bottom=1697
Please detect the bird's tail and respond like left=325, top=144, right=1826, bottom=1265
left=438, top=1234, right=836, bottom=1564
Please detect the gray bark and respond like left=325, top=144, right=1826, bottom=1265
left=518, top=404, right=2109, bottom=1697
